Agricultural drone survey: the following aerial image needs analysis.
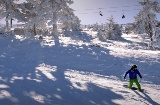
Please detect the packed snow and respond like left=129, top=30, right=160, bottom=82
left=0, top=31, right=160, bottom=105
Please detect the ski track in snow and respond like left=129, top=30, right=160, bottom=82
left=0, top=32, right=160, bottom=105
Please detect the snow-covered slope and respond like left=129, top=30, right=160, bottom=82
left=0, top=32, right=160, bottom=105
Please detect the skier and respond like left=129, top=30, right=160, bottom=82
left=124, top=65, right=142, bottom=91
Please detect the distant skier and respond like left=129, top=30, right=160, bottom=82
left=124, top=65, right=142, bottom=91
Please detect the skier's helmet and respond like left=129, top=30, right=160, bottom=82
left=132, top=65, right=137, bottom=68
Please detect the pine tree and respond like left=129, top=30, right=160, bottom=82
left=0, top=0, right=16, bottom=31
left=135, top=0, right=160, bottom=41
left=0, top=0, right=28, bottom=32
left=22, top=0, right=76, bottom=37
left=97, top=15, right=122, bottom=40
left=58, top=7, right=81, bottom=32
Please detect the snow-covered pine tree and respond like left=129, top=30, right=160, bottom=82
left=152, top=27, right=160, bottom=49
left=124, top=23, right=135, bottom=34
left=91, top=22, right=99, bottom=31
left=151, top=0, right=160, bottom=13
left=21, top=0, right=50, bottom=36
left=135, top=0, right=160, bottom=41
left=70, top=15, right=81, bottom=31
left=47, top=0, right=76, bottom=37
left=0, top=0, right=20, bottom=31
left=97, top=15, right=122, bottom=40
left=22, top=0, right=76, bottom=37
left=134, top=10, right=147, bottom=34
left=59, top=7, right=81, bottom=32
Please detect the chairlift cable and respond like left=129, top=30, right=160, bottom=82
left=78, top=9, right=141, bottom=14
left=73, top=4, right=142, bottom=12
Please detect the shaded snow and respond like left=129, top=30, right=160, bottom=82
left=0, top=32, right=160, bottom=105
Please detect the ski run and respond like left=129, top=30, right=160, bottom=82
left=0, top=31, right=160, bottom=105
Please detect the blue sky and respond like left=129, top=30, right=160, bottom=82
left=70, top=0, right=160, bottom=25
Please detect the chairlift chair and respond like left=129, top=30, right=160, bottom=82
left=122, top=14, right=125, bottom=18
left=122, top=10, right=125, bottom=19
left=99, top=11, right=103, bottom=16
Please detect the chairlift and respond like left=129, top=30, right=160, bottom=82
left=122, top=14, right=125, bottom=18
left=122, top=10, right=125, bottom=19
left=99, top=11, right=103, bottom=16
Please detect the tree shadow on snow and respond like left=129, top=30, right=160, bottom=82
left=0, top=64, right=124, bottom=105
left=1, top=35, right=159, bottom=105
left=63, top=31, right=93, bottom=43
left=0, top=38, right=125, bottom=105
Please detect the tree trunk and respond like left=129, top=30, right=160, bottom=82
left=5, top=19, right=9, bottom=32
left=33, top=23, right=37, bottom=35
left=5, top=2, right=10, bottom=32
left=52, top=23, right=58, bottom=37
left=51, top=0, right=58, bottom=37
left=148, top=23, right=153, bottom=41
left=10, top=18, right=13, bottom=28
left=147, top=14, right=153, bottom=41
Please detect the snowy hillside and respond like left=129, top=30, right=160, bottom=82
left=0, top=31, right=160, bottom=105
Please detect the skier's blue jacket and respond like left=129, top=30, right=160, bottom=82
left=124, top=69, right=142, bottom=79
